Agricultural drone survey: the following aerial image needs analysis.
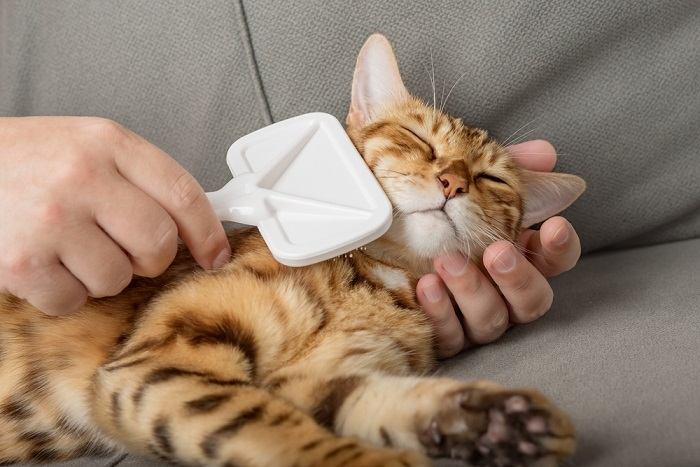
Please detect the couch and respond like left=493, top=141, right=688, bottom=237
left=1, top=1, right=698, bottom=466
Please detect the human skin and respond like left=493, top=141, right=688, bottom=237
left=0, top=118, right=578, bottom=356
left=416, top=140, right=582, bottom=357
left=0, top=116, right=231, bottom=315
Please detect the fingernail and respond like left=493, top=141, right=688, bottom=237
left=552, top=226, right=569, bottom=247
left=212, top=247, right=231, bottom=269
left=423, top=281, right=444, bottom=303
left=493, top=245, right=517, bottom=273
left=442, top=252, right=467, bottom=276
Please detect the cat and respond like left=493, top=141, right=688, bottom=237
left=0, top=34, right=585, bottom=467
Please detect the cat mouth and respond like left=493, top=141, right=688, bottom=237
left=406, top=208, right=460, bottom=236
left=405, top=201, right=447, bottom=215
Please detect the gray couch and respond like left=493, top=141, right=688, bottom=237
left=1, top=1, right=698, bottom=466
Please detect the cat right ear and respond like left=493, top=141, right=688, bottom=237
left=347, top=34, right=409, bottom=128
left=519, top=170, right=586, bottom=228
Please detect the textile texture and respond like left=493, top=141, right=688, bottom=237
left=1, top=1, right=699, bottom=466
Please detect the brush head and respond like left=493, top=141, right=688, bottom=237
left=206, top=113, right=393, bottom=267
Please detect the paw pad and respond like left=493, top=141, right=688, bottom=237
left=420, top=388, right=574, bottom=467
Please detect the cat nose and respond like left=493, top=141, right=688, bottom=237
left=438, top=173, right=468, bottom=199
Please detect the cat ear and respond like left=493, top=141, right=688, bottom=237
left=519, top=170, right=586, bottom=228
left=347, top=34, right=409, bottom=128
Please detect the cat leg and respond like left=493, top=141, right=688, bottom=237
left=91, top=345, right=428, bottom=467
left=274, top=375, right=575, bottom=467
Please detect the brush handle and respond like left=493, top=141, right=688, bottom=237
left=205, top=173, right=266, bottom=226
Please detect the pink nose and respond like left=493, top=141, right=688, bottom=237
left=438, top=173, right=468, bottom=199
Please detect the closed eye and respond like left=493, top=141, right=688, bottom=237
left=475, top=173, right=508, bottom=185
left=400, top=126, right=435, bottom=160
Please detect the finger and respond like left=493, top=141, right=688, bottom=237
left=57, top=224, right=133, bottom=298
left=416, top=274, right=465, bottom=358
left=434, top=252, right=509, bottom=345
left=105, top=122, right=230, bottom=269
left=483, top=241, right=554, bottom=324
left=506, top=139, right=557, bottom=172
left=519, top=217, right=581, bottom=278
left=17, top=262, right=88, bottom=315
left=94, top=178, right=178, bottom=277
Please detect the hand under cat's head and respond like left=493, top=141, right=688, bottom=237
left=345, top=34, right=585, bottom=271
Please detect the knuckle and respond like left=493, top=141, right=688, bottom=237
left=200, top=222, right=224, bottom=252
left=138, top=218, right=178, bottom=277
left=153, top=217, right=178, bottom=252
left=430, top=304, right=455, bottom=327
left=44, top=290, right=88, bottom=316
left=170, top=171, right=205, bottom=211
left=4, top=251, right=37, bottom=280
left=86, top=117, right=127, bottom=143
left=488, top=309, right=510, bottom=333
left=55, top=151, right=95, bottom=186
left=521, top=287, right=554, bottom=323
left=451, top=265, right=482, bottom=297
left=472, top=310, right=508, bottom=344
left=509, top=272, right=532, bottom=293
left=92, top=265, right=133, bottom=298
left=35, top=201, right=66, bottom=226
left=58, top=289, right=89, bottom=315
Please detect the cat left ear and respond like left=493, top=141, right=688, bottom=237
left=347, top=33, right=409, bottom=128
left=519, top=170, right=586, bottom=228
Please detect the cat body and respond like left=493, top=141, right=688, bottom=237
left=0, top=35, right=583, bottom=466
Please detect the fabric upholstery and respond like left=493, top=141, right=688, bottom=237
left=1, top=1, right=698, bottom=466
left=1, top=1, right=699, bottom=252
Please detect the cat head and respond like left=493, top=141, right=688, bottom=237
left=346, top=34, right=585, bottom=267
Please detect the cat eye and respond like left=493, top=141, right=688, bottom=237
left=475, top=173, right=508, bottom=185
left=400, top=126, right=436, bottom=160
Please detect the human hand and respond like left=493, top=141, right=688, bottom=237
left=416, top=140, right=581, bottom=358
left=0, top=117, right=230, bottom=315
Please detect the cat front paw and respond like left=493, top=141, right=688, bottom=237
left=418, top=381, right=575, bottom=467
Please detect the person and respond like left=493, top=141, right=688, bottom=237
left=0, top=116, right=580, bottom=358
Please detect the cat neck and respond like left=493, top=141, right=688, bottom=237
left=358, top=238, right=434, bottom=280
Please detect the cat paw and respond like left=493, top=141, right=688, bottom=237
left=418, top=382, right=575, bottom=467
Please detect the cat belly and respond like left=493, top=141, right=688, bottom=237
left=0, top=296, right=134, bottom=461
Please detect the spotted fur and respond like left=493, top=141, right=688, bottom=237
left=0, top=34, right=583, bottom=466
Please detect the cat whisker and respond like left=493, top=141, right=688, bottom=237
left=461, top=229, right=474, bottom=261
left=440, top=70, right=469, bottom=113
left=475, top=221, right=546, bottom=259
left=439, top=76, right=446, bottom=112
left=504, top=126, right=540, bottom=147
left=507, top=151, right=575, bottom=158
left=430, top=50, right=437, bottom=113
left=420, top=58, right=436, bottom=114
left=376, top=169, right=410, bottom=176
left=501, top=116, right=543, bottom=147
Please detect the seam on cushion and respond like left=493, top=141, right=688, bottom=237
left=233, top=0, right=273, bottom=125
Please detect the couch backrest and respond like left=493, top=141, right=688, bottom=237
left=2, top=0, right=698, bottom=253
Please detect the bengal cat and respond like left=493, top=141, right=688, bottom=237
left=0, top=34, right=585, bottom=467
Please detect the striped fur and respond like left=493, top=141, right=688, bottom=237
left=0, top=34, right=580, bottom=466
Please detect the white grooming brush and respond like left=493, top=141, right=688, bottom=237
left=206, top=113, right=392, bottom=267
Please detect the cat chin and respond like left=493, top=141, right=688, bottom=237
left=401, top=211, right=464, bottom=257
left=370, top=212, right=482, bottom=273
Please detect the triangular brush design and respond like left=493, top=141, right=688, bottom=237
left=206, top=113, right=393, bottom=267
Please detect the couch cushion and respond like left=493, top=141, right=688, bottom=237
left=26, top=237, right=700, bottom=467
left=0, top=0, right=269, bottom=193
left=2, top=1, right=698, bottom=252
left=241, top=0, right=700, bottom=252
left=436, top=237, right=700, bottom=466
